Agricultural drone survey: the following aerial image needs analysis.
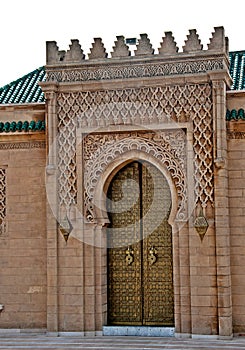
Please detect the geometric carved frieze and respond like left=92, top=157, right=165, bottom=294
left=83, top=130, right=187, bottom=223
left=0, top=167, right=6, bottom=236
left=227, top=131, right=245, bottom=139
left=46, top=58, right=224, bottom=83
left=0, top=141, right=46, bottom=150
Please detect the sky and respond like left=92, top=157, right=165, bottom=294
left=0, top=0, right=244, bottom=87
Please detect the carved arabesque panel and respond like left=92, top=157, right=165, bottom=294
left=57, top=95, right=77, bottom=215
left=75, top=84, right=211, bottom=127
left=193, top=104, right=213, bottom=206
left=56, top=83, right=213, bottom=219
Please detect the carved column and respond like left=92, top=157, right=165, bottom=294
left=212, top=80, right=233, bottom=338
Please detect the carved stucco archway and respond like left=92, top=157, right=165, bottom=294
left=82, top=131, right=187, bottom=227
left=94, top=150, right=179, bottom=228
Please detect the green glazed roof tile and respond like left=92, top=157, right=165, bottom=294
left=0, top=67, right=45, bottom=104
left=0, top=120, right=45, bottom=133
left=226, top=108, right=245, bottom=121
left=229, top=51, right=245, bottom=90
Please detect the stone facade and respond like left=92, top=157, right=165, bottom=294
left=0, top=103, right=46, bottom=329
left=0, top=27, right=244, bottom=338
left=227, top=91, right=245, bottom=334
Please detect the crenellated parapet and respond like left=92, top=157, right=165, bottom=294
left=158, top=32, right=178, bottom=56
left=182, top=29, right=203, bottom=53
left=134, top=34, right=154, bottom=56
left=88, top=38, right=108, bottom=60
left=111, top=36, right=130, bottom=58
left=44, top=27, right=231, bottom=85
left=46, top=27, right=228, bottom=64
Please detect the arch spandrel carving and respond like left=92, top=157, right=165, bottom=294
left=82, top=130, right=187, bottom=224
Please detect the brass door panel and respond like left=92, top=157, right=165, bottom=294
left=107, top=161, right=174, bottom=326
left=107, top=162, right=142, bottom=325
left=142, top=164, right=174, bottom=325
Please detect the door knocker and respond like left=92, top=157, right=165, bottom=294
left=149, top=246, right=157, bottom=265
left=126, top=246, right=134, bottom=265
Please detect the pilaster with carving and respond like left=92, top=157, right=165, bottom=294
left=40, top=84, right=59, bottom=333
left=212, top=80, right=233, bottom=337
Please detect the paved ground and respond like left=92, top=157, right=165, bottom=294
left=0, top=335, right=245, bottom=350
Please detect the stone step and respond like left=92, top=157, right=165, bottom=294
left=103, top=326, right=175, bottom=336
left=0, top=335, right=245, bottom=349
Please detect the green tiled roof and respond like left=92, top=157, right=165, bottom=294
left=0, top=120, right=45, bottom=132
left=0, top=51, right=244, bottom=105
left=0, top=67, right=45, bottom=104
left=229, top=51, right=245, bottom=90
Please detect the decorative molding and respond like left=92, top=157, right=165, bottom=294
left=46, top=58, right=224, bottom=83
left=0, top=141, right=46, bottom=150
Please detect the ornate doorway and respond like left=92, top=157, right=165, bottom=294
left=107, top=161, right=174, bottom=326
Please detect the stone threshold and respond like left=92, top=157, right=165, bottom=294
left=103, top=326, right=175, bottom=337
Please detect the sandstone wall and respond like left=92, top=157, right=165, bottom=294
left=0, top=135, right=46, bottom=329
left=228, top=125, right=245, bottom=334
